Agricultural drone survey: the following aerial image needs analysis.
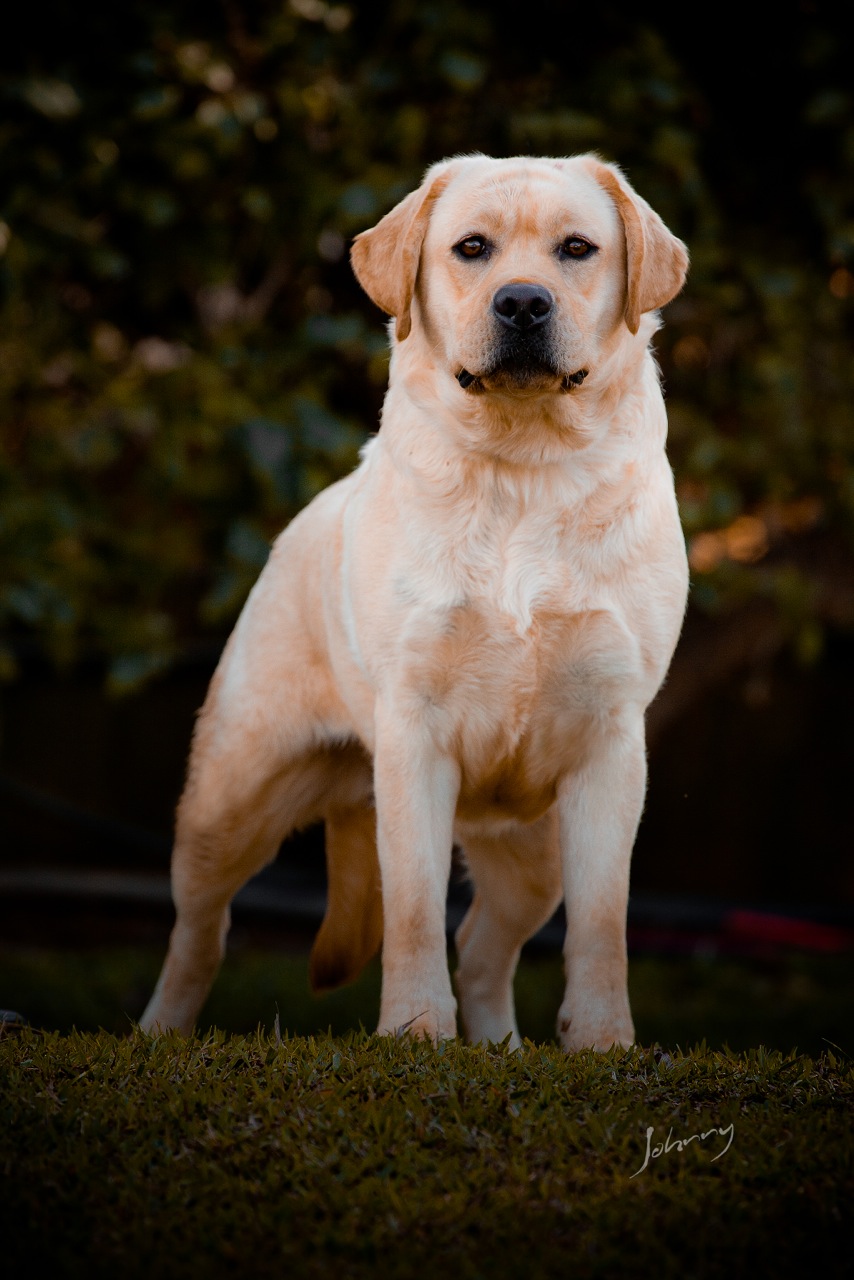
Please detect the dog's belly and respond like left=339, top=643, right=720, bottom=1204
left=403, top=600, right=646, bottom=824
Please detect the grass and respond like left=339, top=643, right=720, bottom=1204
left=1, top=945, right=853, bottom=1277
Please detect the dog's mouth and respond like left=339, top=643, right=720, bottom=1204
left=458, top=325, right=591, bottom=389
left=457, top=366, right=588, bottom=394
left=456, top=326, right=588, bottom=395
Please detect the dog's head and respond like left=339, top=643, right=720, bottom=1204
left=351, top=154, right=688, bottom=399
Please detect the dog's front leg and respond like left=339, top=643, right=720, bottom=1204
left=373, top=708, right=460, bottom=1041
left=557, top=710, right=646, bottom=1052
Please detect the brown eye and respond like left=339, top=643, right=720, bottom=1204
left=559, top=236, right=596, bottom=260
left=455, top=235, right=488, bottom=259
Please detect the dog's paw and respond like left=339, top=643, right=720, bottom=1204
left=379, top=1007, right=457, bottom=1044
left=558, top=1012, right=635, bottom=1054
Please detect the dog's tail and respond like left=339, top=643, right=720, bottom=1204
left=309, top=804, right=384, bottom=992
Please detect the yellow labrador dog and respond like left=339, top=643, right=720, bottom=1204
left=141, top=154, right=689, bottom=1051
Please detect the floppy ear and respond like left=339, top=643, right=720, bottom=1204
left=584, top=158, right=689, bottom=335
left=350, top=161, right=455, bottom=341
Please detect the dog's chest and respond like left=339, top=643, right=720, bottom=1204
left=354, top=463, right=677, bottom=818
left=400, top=581, right=642, bottom=821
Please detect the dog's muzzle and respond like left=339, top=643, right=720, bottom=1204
left=456, top=281, right=588, bottom=393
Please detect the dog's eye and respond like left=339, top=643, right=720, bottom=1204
left=455, top=236, right=489, bottom=260
left=559, top=237, right=596, bottom=260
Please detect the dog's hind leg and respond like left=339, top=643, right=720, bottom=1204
left=454, top=811, right=563, bottom=1049
left=139, top=733, right=356, bottom=1035
left=139, top=630, right=365, bottom=1035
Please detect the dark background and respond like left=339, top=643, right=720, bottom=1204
left=1, top=0, right=853, bottom=926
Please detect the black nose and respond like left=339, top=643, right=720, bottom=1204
left=493, top=283, right=554, bottom=331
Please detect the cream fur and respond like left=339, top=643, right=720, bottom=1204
left=140, top=154, right=689, bottom=1051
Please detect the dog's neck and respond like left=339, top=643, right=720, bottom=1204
left=380, top=316, right=665, bottom=494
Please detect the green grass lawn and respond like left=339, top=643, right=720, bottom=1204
left=2, top=946, right=853, bottom=1278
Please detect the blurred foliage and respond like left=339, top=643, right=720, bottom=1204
left=1, top=0, right=852, bottom=688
